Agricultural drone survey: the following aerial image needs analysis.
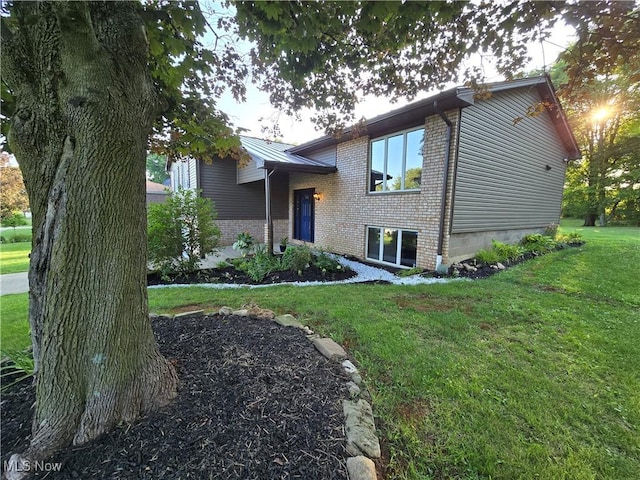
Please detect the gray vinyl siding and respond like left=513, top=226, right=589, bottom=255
left=306, top=146, right=337, bottom=166
left=451, top=88, right=568, bottom=233
left=199, top=159, right=288, bottom=220
left=237, top=157, right=264, bottom=184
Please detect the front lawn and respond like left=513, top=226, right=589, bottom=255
left=1, top=220, right=638, bottom=479
left=0, top=242, right=31, bottom=274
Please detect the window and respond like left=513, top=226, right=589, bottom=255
left=369, top=128, right=424, bottom=192
left=366, top=227, right=418, bottom=267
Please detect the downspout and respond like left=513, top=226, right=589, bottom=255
left=434, top=101, right=452, bottom=272
left=264, top=168, right=275, bottom=255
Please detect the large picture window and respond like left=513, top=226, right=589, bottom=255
left=369, top=128, right=424, bottom=192
left=366, top=227, right=418, bottom=267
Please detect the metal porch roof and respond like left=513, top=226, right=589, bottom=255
left=240, top=136, right=336, bottom=174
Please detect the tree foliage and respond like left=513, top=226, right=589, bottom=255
left=232, top=0, right=561, bottom=131
left=548, top=3, right=640, bottom=226
left=0, top=151, right=29, bottom=220
left=146, top=153, right=170, bottom=184
left=232, top=1, right=639, bottom=133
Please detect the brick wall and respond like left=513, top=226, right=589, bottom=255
left=217, top=219, right=287, bottom=247
left=289, top=109, right=460, bottom=270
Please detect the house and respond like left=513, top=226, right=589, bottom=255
left=146, top=180, right=169, bottom=205
left=170, top=75, right=580, bottom=270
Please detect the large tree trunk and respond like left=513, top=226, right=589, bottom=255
left=583, top=213, right=597, bottom=227
left=2, top=3, right=177, bottom=475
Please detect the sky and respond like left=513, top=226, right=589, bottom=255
left=216, top=20, right=576, bottom=146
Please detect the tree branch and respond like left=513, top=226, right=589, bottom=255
left=0, top=16, right=36, bottom=94
left=51, top=1, right=102, bottom=68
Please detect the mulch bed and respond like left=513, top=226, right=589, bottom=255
left=147, top=265, right=356, bottom=286
left=448, top=243, right=585, bottom=280
left=1, top=315, right=350, bottom=479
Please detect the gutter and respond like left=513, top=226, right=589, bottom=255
left=434, top=101, right=453, bottom=272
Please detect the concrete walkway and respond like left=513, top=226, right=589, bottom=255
left=0, top=246, right=245, bottom=296
left=0, top=272, right=29, bottom=295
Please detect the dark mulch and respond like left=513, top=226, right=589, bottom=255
left=449, top=243, right=585, bottom=280
left=147, top=265, right=356, bottom=286
left=1, top=315, right=350, bottom=479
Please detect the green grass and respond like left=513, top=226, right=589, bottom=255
left=0, top=242, right=31, bottom=274
left=1, top=220, right=639, bottom=479
left=0, top=226, right=32, bottom=244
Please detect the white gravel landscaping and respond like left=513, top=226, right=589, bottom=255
left=148, top=253, right=461, bottom=290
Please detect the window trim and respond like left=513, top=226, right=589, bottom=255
left=368, top=127, right=424, bottom=193
left=365, top=226, right=418, bottom=268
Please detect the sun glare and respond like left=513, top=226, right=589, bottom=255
left=591, top=105, right=614, bottom=123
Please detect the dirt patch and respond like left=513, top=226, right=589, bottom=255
left=395, top=399, right=432, bottom=424
left=1, top=315, right=350, bottom=479
left=394, top=294, right=475, bottom=314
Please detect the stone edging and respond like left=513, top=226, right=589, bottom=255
left=153, top=307, right=380, bottom=480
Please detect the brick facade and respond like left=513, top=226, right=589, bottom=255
left=217, top=219, right=287, bottom=247
left=289, top=109, right=460, bottom=270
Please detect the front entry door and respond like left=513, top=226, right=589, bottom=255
left=294, top=188, right=314, bottom=242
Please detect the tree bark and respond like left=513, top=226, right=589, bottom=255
left=2, top=2, right=177, bottom=474
left=583, top=213, right=597, bottom=227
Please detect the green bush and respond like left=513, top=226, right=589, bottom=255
left=396, top=266, right=424, bottom=277
left=232, top=232, right=255, bottom=257
left=312, top=251, right=344, bottom=274
left=0, top=232, right=31, bottom=243
left=556, top=232, right=584, bottom=246
left=544, top=223, right=559, bottom=238
left=491, top=240, right=526, bottom=263
left=147, top=188, right=220, bottom=276
left=282, top=244, right=312, bottom=273
left=1, top=213, right=29, bottom=228
left=475, top=248, right=501, bottom=264
left=1, top=349, right=34, bottom=391
left=520, top=233, right=558, bottom=254
left=244, top=245, right=282, bottom=282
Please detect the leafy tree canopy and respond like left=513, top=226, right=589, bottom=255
left=0, top=151, right=29, bottom=220
left=146, top=153, right=170, bottom=184
left=1, top=1, right=248, bottom=165
left=232, top=0, right=639, bottom=133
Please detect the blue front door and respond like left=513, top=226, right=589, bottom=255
left=294, top=188, right=314, bottom=242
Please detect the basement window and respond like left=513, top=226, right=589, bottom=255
left=366, top=227, right=417, bottom=267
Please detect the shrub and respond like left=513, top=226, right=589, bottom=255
left=544, top=223, right=559, bottom=238
left=282, top=244, right=312, bottom=273
left=475, top=248, right=501, bottom=264
left=397, top=266, right=424, bottom=277
left=1, top=212, right=28, bottom=228
left=520, top=233, right=557, bottom=254
left=232, top=232, right=255, bottom=257
left=1, top=232, right=31, bottom=243
left=243, top=245, right=282, bottom=282
left=148, top=188, right=220, bottom=276
left=312, top=251, right=344, bottom=274
left=491, top=240, right=526, bottom=263
left=556, top=232, right=584, bottom=246
left=1, top=349, right=34, bottom=391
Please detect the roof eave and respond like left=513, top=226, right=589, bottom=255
left=534, top=76, right=582, bottom=160
left=289, top=87, right=474, bottom=155
left=262, top=160, right=337, bottom=174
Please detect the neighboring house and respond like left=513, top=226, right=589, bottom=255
left=146, top=180, right=169, bottom=205
left=170, top=75, right=580, bottom=269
